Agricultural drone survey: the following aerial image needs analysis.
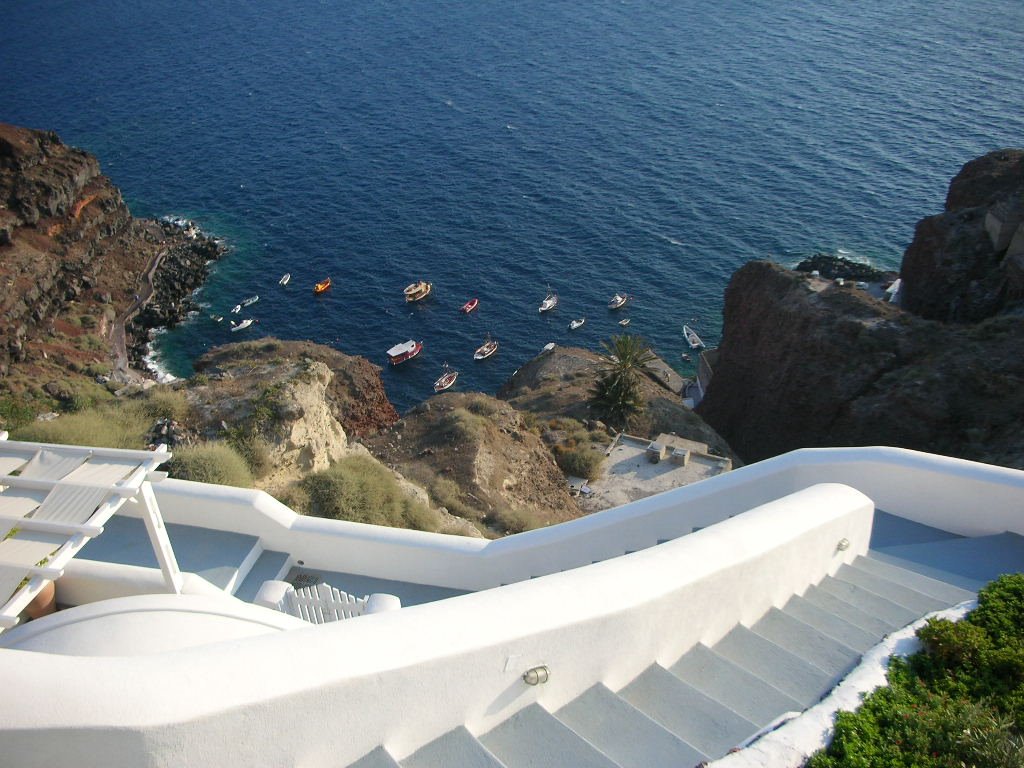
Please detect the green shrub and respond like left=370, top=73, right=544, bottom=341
left=486, top=505, right=543, bottom=536
left=0, top=396, right=37, bottom=431
left=465, top=395, right=498, bottom=417
left=274, top=483, right=311, bottom=515
left=431, top=408, right=488, bottom=445
left=139, top=388, right=192, bottom=422
left=429, top=476, right=478, bottom=520
left=554, top=445, right=604, bottom=479
left=12, top=406, right=150, bottom=449
left=301, top=455, right=439, bottom=531
left=809, top=574, right=1024, bottom=767
left=227, top=432, right=274, bottom=478
left=165, top=443, right=254, bottom=487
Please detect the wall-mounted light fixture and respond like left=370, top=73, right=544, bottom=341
left=522, top=666, right=550, bottom=685
left=836, top=538, right=850, bottom=551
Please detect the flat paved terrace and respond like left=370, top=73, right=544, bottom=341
left=581, top=434, right=731, bottom=513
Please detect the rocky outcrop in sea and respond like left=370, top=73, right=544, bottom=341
left=697, top=148, right=1024, bottom=469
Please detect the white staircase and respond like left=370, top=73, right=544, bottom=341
left=383, top=548, right=981, bottom=768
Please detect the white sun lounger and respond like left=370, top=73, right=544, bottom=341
left=0, top=436, right=183, bottom=632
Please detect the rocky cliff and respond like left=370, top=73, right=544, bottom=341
left=900, top=149, right=1024, bottom=322
left=0, top=123, right=223, bottom=402
left=698, top=149, right=1024, bottom=469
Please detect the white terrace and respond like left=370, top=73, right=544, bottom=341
left=0, top=433, right=1022, bottom=768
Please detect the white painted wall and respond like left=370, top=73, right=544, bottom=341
left=117, top=447, right=1024, bottom=590
left=0, top=483, right=873, bottom=767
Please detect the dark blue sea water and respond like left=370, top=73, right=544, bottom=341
left=4, top=1, right=1023, bottom=412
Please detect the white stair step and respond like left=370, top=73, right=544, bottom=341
left=349, top=746, right=402, bottom=768
left=712, top=626, right=837, bottom=708
left=872, top=532, right=1024, bottom=590
left=833, top=564, right=949, bottom=614
left=555, top=683, right=707, bottom=768
left=402, top=726, right=507, bottom=768
left=801, top=584, right=902, bottom=636
left=816, top=577, right=921, bottom=628
left=781, top=595, right=881, bottom=653
left=751, top=608, right=860, bottom=678
left=668, top=643, right=804, bottom=726
left=853, top=555, right=975, bottom=605
left=481, top=704, right=619, bottom=768
left=619, top=664, right=757, bottom=759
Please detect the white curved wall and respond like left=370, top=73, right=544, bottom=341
left=119, top=447, right=1024, bottom=591
left=0, top=482, right=873, bottom=767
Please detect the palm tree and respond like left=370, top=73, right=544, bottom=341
left=589, top=334, right=657, bottom=430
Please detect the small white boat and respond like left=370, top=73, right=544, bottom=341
left=404, top=281, right=432, bottom=303
left=568, top=318, right=585, bottom=330
left=230, top=318, right=255, bottom=332
left=433, top=364, right=458, bottom=392
left=681, top=352, right=692, bottom=362
left=618, top=318, right=630, bottom=327
left=230, top=304, right=242, bottom=314
left=608, top=293, right=630, bottom=310
left=683, top=324, right=705, bottom=350
left=474, top=336, right=498, bottom=360
left=242, top=295, right=259, bottom=307
left=209, top=314, right=223, bottom=323
left=539, top=287, right=558, bottom=313
left=279, top=273, right=291, bottom=286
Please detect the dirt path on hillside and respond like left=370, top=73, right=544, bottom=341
left=111, top=248, right=167, bottom=382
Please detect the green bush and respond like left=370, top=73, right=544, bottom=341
left=165, top=443, right=254, bottom=487
left=12, top=406, right=150, bottom=449
left=808, top=574, right=1024, bottom=767
left=301, top=455, right=439, bottom=531
left=139, top=388, right=192, bottom=422
left=465, top=395, right=498, bottom=417
left=554, top=445, right=604, bottom=479
left=429, top=476, right=479, bottom=520
left=432, top=408, right=488, bottom=445
left=227, top=432, right=274, bottom=478
left=0, top=396, right=37, bottom=431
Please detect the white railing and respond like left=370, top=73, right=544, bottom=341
left=115, top=447, right=1024, bottom=591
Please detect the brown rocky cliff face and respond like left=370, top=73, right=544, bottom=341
left=900, top=149, right=1024, bottom=322
left=0, top=123, right=222, bottom=389
left=191, top=339, right=399, bottom=439
left=697, top=148, right=1024, bottom=469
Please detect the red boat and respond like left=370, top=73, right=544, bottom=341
left=386, top=340, right=423, bottom=365
left=460, top=298, right=479, bottom=314
left=313, top=277, right=332, bottom=294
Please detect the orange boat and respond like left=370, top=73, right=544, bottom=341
left=313, top=277, right=332, bottom=294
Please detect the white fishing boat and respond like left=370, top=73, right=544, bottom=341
left=618, top=318, right=630, bottom=327
left=230, top=304, right=242, bottom=314
left=474, top=335, right=498, bottom=360
left=608, top=292, right=631, bottom=310
left=404, top=281, right=432, bottom=303
left=433, top=363, right=458, bottom=392
left=230, top=318, right=255, bottom=332
left=539, top=286, right=558, bottom=313
left=683, top=324, right=705, bottom=350
left=279, top=273, right=291, bottom=286
left=242, top=295, right=259, bottom=307
left=568, top=318, right=585, bottom=330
